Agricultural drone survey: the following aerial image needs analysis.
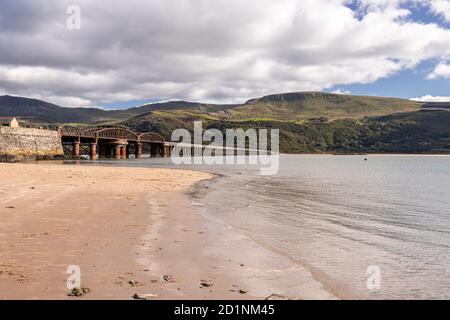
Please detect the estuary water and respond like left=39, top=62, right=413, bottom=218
left=70, top=155, right=450, bottom=299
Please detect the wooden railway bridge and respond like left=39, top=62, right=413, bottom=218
left=60, top=127, right=170, bottom=160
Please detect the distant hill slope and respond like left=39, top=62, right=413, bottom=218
left=122, top=93, right=448, bottom=154
left=1, top=92, right=423, bottom=125
left=123, top=92, right=423, bottom=137
left=127, top=100, right=237, bottom=115
left=0, top=95, right=236, bottom=125
left=125, top=109, right=450, bottom=154
left=420, top=102, right=450, bottom=109
left=0, top=95, right=114, bottom=124
left=231, top=92, right=422, bottom=121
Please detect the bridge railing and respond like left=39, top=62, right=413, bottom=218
left=79, top=128, right=98, bottom=138
left=60, top=128, right=80, bottom=137
left=139, top=132, right=165, bottom=143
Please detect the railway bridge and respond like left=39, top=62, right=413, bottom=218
left=60, top=127, right=169, bottom=160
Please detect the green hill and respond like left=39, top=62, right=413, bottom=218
left=420, top=102, right=450, bottom=110
left=228, top=92, right=422, bottom=121
left=125, top=109, right=450, bottom=154
left=1, top=92, right=422, bottom=125
left=122, top=94, right=449, bottom=154
left=2, top=92, right=449, bottom=154
left=0, top=95, right=236, bottom=125
left=0, top=95, right=113, bottom=124
left=122, top=92, right=422, bottom=132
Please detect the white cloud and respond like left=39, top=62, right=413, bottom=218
left=428, top=62, right=450, bottom=79
left=411, top=95, right=450, bottom=102
left=428, top=0, right=450, bottom=22
left=331, top=89, right=351, bottom=95
left=36, top=95, right=95, bottom=109
left=0, top=0, right=450, bottom=106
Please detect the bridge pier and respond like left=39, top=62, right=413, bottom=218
left=136, top=143, right=142, bottom=159
left=162, top=145, right=169, bottom=158
left=90, top=143, right=97, bottom=160
left=73, top=141, right=80, bottom=158
left=114, top=145, right=121, bottom=159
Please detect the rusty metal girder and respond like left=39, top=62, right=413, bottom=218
left=138, top=132, right=165, bottom=143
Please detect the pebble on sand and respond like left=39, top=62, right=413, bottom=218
left=265, top=294, right=288, bottom=300
left=68, top=287, right=91, bottom=297
left=133, top=293, right=158, bottom=300
left=163, top=275, right=176, bottom=283
left=200, top=280, right=213, bottom=288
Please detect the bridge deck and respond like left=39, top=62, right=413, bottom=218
left=60, top=127, right=168, bottom=159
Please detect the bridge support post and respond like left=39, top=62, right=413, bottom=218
left=136, top=143, right=142, bottom=159
left=90, top=143, right=97, bottom=160
left=114, top=145, right=121, bottom=159
left=73, top=141, right=80, bottom=158
left=162, top=145, right=169, bottom=158
left=121, top=146, right=127, bottom=159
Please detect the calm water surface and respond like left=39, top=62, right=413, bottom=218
left=69, top=155, right=450, bottom=299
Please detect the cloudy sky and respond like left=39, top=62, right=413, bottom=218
left=0, top=0, right=450, bottom=109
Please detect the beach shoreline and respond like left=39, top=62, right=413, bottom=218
left=191, top=173, right=339, bottom=300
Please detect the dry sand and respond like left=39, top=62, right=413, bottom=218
left=0, top=163, right=251, bottom=300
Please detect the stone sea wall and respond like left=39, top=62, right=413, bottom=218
left=0, top=127, right=64, bottom=162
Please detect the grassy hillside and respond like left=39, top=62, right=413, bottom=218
left=124, top=109, right=450, bottom=154
left=1, top=92, right=422, bottom=125
left=0, top=95, right=114, bottom=124
left=0, top=95, right=235, bottom=125
left=127, top=100, right=237, bottom=115
left=229, top=92, right=422, bottom=121
left=120, top=92, right=450, bottom=154
left=421, top=102, right=450, bottom=109
left=122, top=92, right=423, bottom=134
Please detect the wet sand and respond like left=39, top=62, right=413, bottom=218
left=0, top=163, right=248, bottom=299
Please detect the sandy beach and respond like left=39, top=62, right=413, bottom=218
left=0, top=162, right=339, bottom=300
left=0, top=163, right=248, bottom=300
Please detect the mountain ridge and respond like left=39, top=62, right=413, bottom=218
left=0, top=95, right=239, bottom=124
left=2, top=92, right=449, bottom=154
left=0, top=91, right=442, bottom=126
